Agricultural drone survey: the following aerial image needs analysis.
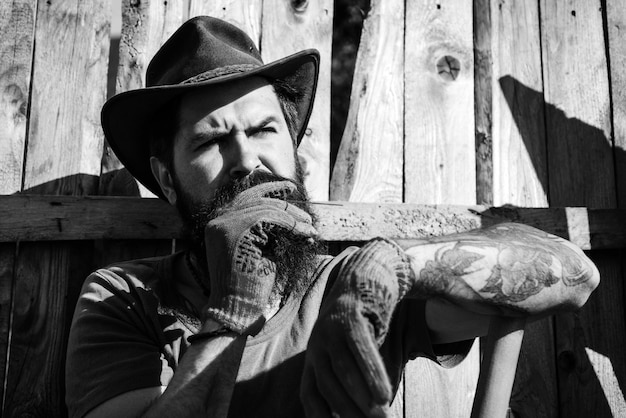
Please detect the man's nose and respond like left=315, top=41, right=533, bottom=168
left=228, top=133, right=262, bottom=179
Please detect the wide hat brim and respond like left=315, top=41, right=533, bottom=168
left=101, top=49, right=319, bottom=199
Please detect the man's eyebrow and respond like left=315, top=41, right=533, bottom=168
left=187, top=130, right=226, bottom=146
left=249, top=115, right=280, bottom=130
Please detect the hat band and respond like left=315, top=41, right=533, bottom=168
left=181, top=64, right=260, bottom=84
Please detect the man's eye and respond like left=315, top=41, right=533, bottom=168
left=256, top=126, right=277, bottom=136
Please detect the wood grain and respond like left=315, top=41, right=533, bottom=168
left=0, top=0, right=36, bottom=194
left=540, top=0, right=614, bottom=207
left=262, top=0, right=333, bottom=201
left=607, top=0, right=626, bottom=208
left=403, top=1, right=478, bottom=416
left=0, top=244, right=16, bottom=414
left=329, top=0, right=404, bottom=203
left=490, top=1, right=556, bottom=416
left=21, top=0, right=110, bottom=195
left=4, top=241, right=93, bottom=416
left=188, top=0, right=262, bottom=46
left=0, top=1, right=35, bottom=413
left=3, top=1, right=110, bottom=415
left=403, top=0, right=475, bottom=205
left=99, top=0, right=184, bottom=197
left=540, top=1, right=624, bottom=417
left=491, top=0, right=548, bottom=208
left=2, top=195, right=626, bottom=247
left=473, top=0, right=492, bottom=206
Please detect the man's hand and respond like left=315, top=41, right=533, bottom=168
left=203, top=181, right=317, bottom=335
left=301, top=238, right=413, bottom=417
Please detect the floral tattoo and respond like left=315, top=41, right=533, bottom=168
left=418, top=224, right=591, bottom=304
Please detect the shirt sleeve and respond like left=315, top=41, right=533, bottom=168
left=65, top=269, right=173, bottom=418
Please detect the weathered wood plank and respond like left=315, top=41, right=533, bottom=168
left=607, top=0, right=626, bottom=208
left=473, top=0, right=492, bottom=207
left=3, top=1, right=111, bottom=416
left=329, top=0, right=404, bottom=203
left=0, top=244, right=16, bottom=414
left=4, top=241, right=93, bottom=417
left=327, top=0, right=405, bottom=411
left=541, top=1, right=614, bottom=207
left=489, top=1, right=556, bottom=416
left=1, top=195, right=626, bottom=248
left=403, top=0, right=475, bottom=205
left=21, top=0, right=110, bottom=195
left=100, top=0, right=184, bottom=197
left=0, top=2, right=36, bottom=413
left=540, top=2, right=625, bottom=417
left=188, top=0, right=262, bottom=45
left=403, top=1, right=478, bottom=416
left=262, top=0, right=333, bottom=201
left=604, top=3, right=626, bottom=415
left=492, top=0, right=548, bottom=208
left=0, top=0, right=36, bottom=194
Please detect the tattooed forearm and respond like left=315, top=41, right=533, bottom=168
left=405, top=222, right=600, bottom=314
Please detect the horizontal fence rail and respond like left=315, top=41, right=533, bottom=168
left=1, top=195, right=624, bottom=249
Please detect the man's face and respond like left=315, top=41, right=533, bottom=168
left=165, top=76, right=297, bottom=207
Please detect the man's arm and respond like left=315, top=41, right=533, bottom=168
left=85, top=321, right=244, bottom=418
left=301, top=222, right=599, bottom=417
left=402, top=222, right=599, bottom=342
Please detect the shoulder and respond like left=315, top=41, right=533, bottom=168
left=81, top=253, right=179, bottom=301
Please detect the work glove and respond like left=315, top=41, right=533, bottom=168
left=203, top=181, right=317, bottom=335
left=301, top=238, right=414, bottom=417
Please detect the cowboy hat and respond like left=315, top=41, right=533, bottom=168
left=101, top=16, right=319, bottom=199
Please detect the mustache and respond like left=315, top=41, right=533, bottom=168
left=179, top=170, right=312, bottom=250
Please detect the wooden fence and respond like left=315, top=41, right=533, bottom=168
left=0, top=0, right=625, bottom=417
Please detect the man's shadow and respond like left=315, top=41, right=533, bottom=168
left=496, top=75, right=626, bottom=416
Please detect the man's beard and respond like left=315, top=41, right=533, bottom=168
left=174, top=167, right=325, bottom=301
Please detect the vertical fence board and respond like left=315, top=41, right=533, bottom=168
left=607, top=0, right=626, bottom=208
left=97, top=0, right=183, bottom=267
left=491, top=0, right=548, bottom=208
left=261, top=0, right=333, bottom=201
left=404, top=1, right=479, bottom=417
left=328, top=0, right=405, bottom=413
left=188, top=0, right=262, bottom=46
left=3, top=1, right=110, bottom=416
left=329, top=0, right=404, bottom=203
left=473, top=0, right=492, bottom=207
left=0, top=2, right=36, bottom=412
left=605, top=2, right=626, bottom=414
left=100, top=0, right=184, bottom=197
left=540, top=1, right=625, bottom=417
left=0, top=244, right=16, bottom=414
left=21, top=0, right=109, bottom=195
left=490, top=1, right=557, bottom=416
left=404, top=0, right=475, bottom=205
left=0, top=0, right=36, bottom=195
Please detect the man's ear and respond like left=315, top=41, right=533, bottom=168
left=150, top=156, right=177, bottom=205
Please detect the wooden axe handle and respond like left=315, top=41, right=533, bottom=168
left=470, top=317, right=526, bottom=418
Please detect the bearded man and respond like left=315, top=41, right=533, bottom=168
left=65, top=16, right=600, bottom=418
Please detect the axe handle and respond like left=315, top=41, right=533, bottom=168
left=470, top=317, right=526, bottom=418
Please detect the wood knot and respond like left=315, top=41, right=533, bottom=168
left=291, top=0, right=309, bottom=12
left=436, top=55, right=461, bottom=81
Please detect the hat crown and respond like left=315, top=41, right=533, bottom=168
left=146, top=16, right=262, bottom=87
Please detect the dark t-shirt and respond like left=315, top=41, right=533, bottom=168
left=65, top=248, right=472, bottom=417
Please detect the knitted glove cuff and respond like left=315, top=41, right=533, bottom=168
left=204, top=295, right=266, bottom=336
left=359, top=237, right=415, bottom=300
